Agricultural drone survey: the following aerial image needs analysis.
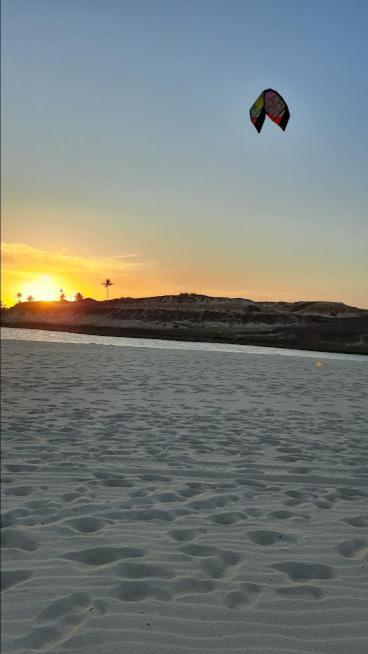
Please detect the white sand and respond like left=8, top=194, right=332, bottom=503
left=2, top=338, right=368, bottom=653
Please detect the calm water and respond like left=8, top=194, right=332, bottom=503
left=1, top=327, right=366, bottom=362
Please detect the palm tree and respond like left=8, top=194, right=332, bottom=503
left=102, top=278, right=113, bottom=301
left=74, top=292, right=84, bottom=302
left=27, top=295, right=34, bottom=302
left=16, top=292, right=22, bottom=303
left=59, top=288, right=66, bottom=302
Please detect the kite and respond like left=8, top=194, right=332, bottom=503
left=250, top=89, right=290, bottom=133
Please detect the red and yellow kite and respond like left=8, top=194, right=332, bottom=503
left=250, top=89, right=290, bottom=133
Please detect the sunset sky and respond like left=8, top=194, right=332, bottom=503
left=2, top=0, right=368, bottom=308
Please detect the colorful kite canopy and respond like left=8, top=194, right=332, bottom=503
left=250, top=89, right=290, bottom=133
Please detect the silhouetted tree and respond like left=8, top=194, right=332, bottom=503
left=16, top=292, right=22, bottom=303
left=102, top=278, right=113, bottom=301
left=74, top=292, right=84, bottom=302
left=59, top=288, right=66, bottom=302
left=27, top=295, right=34, bottom=302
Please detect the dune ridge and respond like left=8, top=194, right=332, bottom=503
left=2, top=293, right=368, bottom=354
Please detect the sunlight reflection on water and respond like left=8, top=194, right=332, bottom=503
left=1, top=328, right=366, bottom=362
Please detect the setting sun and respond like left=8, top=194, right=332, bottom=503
left=21, top=275, right=61, bottom=302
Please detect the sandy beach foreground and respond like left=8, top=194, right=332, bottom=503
left=2, top=339, right=368, bottom=653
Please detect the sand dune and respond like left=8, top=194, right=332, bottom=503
left=2, top=338, right=368, bottom=653
left=3, top=293, right=368, bottom=353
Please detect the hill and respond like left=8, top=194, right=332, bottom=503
left=2, top=293, right=368, bottom=354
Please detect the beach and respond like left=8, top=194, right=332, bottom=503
left=2, top=336, right=368, bottom=653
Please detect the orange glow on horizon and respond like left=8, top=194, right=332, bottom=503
left=1, top=242, right=367, bottom=310
left=0, top=242, right=166, bottom=308
left=20, top=275, right=63, bottom=302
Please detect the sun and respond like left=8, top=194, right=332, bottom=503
left=22, top=275, right=61, bottom=302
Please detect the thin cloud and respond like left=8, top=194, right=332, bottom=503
left=1, top=242, right=158, bottom=276
left=1, top=242, right=171, bottom=305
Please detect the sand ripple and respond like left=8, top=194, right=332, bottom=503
left=2, top=339, right=368, bottom=653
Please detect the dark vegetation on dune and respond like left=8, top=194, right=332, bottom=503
left=2, top=293, right=368, bottom=354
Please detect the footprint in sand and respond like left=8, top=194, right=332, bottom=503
left=177, top=487, right=201, bottom=499
left=153, top=491, right=184, bottom=503
left=6, top=464, right=37, bottom=473
left=210, top=511, right=247, bottom=525
left=15, top=591, right=92, bottom=650
left=139, top=473, right=171, bottom=482
left=129, top=488, right=152, bottom=498
left=60, top=492, right=84, bottom=503
left=272, top=561, right=335, bottom=582
left=1, top=528, right=39, bottom=552
left=114, top=580, right=172, bottom=602
left=248, top=529, right=298, bottom=546
left=186, top=482, right=207, bottom=493
left=275, top=585, right=324, bottom=600
left=344, top=515, right=368, bottom=528
left=200, top=550, right=242, bottom=579
left=101, top=478, right=135, bottom=488
left=224, top=583, right=262, bottom=610
left=1, top=509, right=30, bottom=528
left=109, top=508, right=174, bottom=522
left=113, top=575, right=216, bottom=604
left=315, top=500, right=334, bottom=510
left=179, top=543, right=218, bottom=557
left=61, top=546, right=145, bottom=566
left=336, top=487, right=367, bottom=501
left=63, top=517, right=106, bottom=533
left=246, top=508, right=264, bottom=518
left=169, top=528, right=200, bottom=542
left=37, top=592, right=91, bottom=623
left=200, top=557, right=228, bottom=579
left=112, top=564, right=216, bottom=604
left=2, top=475, right=15, bottom=485
left=269, top=509, right=295, bottom=520
left=4, top=485, right=34, bottom=497
left=115, top=561, right=173, bottom=579
left=179, top=543, right=242, bottom=579
left=336, top=538, right=368, bottom=559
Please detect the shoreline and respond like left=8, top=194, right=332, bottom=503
left=2, top=320, right=367, bottom=355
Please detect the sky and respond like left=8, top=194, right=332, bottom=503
left=2, top=0, right=368, bottom=307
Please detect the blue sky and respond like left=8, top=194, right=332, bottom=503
left=2, top=0, right=368, bottom=306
